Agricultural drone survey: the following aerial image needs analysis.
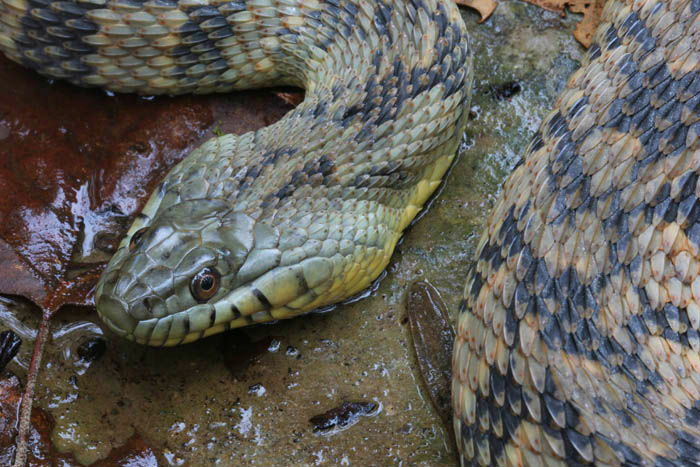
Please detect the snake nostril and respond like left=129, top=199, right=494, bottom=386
left=143, top=297, right=154, bottom=314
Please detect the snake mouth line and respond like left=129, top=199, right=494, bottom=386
left=98, top=259, right=396, bottom=347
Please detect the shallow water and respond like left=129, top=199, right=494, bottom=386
left=0, top=2, right=584, bottom=465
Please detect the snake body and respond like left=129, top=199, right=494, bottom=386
left=2, top=0, right=700, bottom=465
left=456, top=1, right=700, bottom=465
left=0, top=0, right=471, bottom=343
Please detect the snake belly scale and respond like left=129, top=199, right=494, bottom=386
left=3, top=0, right=700, bottom=465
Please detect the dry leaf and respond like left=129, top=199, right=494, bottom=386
left=521, top=0, right=605, bottom=47
left=455, top=0, right=497, bottom=23
left=456, top=0, right=605, bottom=47
left=274, top=90, right=305, bottom=107
left=569, top=0, right=605, bottom=47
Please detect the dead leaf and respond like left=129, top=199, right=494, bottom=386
left=274, top=91, right=305, bottom=107
left=455, top=0, right=497, bottom=23
left=406, top=282, right=455, bottom=437
left=521, top=0, right=605, bottom=47
left=456, top=0, right=605, bottom=47
left=568, top=0, right=605, bottom=47
left=0, top=56, right=298, bottom=315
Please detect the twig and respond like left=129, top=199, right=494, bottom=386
left=12, top=312, right=50, bottom=467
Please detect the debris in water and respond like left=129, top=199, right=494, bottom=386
left=309, top=401, right=378, bottom=434
left=0, top=330, right=20, bottom=372
left=406, top=281, right=455, bottom=434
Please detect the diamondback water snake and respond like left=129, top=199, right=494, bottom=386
left=1, top=0, right=699, bottom=465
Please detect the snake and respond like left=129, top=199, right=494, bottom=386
left=2, top=0, right=700, bottom=464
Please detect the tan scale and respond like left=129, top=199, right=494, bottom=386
left=457, top=0, right=700, bottom=465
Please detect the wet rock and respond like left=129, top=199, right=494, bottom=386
left=309, top=401, right=378, bottom=434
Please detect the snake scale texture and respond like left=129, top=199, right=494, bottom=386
left=2, top=0, right=700, bottom=464
left=456, top=1, right=700, bottom=465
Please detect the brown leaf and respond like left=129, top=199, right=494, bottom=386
left=0, top=55, right=297, bottom=315
left=455, top=0, right=497, bottom=23
left=457, top=0, right=605, bottom=47
left=406, top=282, right=455, bottom=434
left=521, top=0, right=605, bottom=47
left=569, top=0, right=605, bottom=47
left=274, top=91, right=305, bottom=107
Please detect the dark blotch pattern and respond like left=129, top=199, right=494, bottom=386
left=10, top=0, right=100, bottom=80
left=455, top=1, right=700, bottom=465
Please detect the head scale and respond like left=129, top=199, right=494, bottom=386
left=95, top=198, right=255, bottom=346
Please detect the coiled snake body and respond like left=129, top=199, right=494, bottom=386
left=1, top=0, right=699, bottom=464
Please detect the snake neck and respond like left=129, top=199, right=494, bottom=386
left=129, top=0, right=473, bottom=224
left=37, top=0, right=474, bottom=346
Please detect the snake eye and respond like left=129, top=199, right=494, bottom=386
left=190, top=267, right=221, bottom=302
left=128, top=228, right=148, bottom=252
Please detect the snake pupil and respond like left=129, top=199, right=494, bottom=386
left=190, top=267, right=221, bottom=302
left=201, top=276, right=213, bottom=290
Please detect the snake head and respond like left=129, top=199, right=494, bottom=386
left=95, top=194, right=344, bottom=346
left=95, top=198, right=258, bottom=346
